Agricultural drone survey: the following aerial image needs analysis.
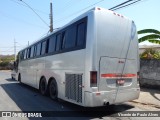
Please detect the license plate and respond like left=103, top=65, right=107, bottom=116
left=117, top=79, right=125, bottom=85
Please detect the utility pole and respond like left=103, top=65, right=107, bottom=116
left=14, top=39, right=17, bottom=61
left=50, top=0, right=53, bottom=32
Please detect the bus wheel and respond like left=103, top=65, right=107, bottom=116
left=18, top=74, right=21, bottom=83
left=49, top=79, right=58, bottom=100
left=39, top=77, right=47, bottom=95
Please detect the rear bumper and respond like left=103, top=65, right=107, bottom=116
left=84, top=88, right=140, bottom=107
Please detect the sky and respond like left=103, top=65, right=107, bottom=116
left=0, top=0, right=159, bottom=55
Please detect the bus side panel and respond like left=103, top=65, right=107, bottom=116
left=27, top=58, right=38, bottom=88
left=84, top=11, right=97, bottom=92
left=45, top=50, right=86, bottom=105
left=19, top=60, right=29, bottom=84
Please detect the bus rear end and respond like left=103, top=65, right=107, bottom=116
left=84, top=8, right=140, bottom=107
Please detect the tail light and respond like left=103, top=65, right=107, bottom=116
left=90, top=71, right=97, bottom=87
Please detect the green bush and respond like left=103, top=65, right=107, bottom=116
left=140, top=48, right=160, bottom=59
left=0, top=55, right=14, bottom=70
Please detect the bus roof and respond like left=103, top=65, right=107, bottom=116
left=19, top=7, right=130, bottom=52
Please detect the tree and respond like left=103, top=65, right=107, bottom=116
left=0, top=55, right=14, bottom=70
left=140, top=48, right=160, bottom=59
left=138, top=29, right=160, bottom=44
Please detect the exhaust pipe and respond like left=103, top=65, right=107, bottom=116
left=103, top=101, right=109, bottom=106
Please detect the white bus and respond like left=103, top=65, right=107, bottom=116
left=17, top=7, right=140, bottom=107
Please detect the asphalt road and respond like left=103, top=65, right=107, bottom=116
left=0, top=71, right=159, bottom=120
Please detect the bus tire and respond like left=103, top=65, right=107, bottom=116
left=18, top=74, right=21, bottom=83
left=39, top=77, right=48, bottom=96
left=49, top=79, right=58, bottom=100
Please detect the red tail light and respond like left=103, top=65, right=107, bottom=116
left=90, top=71, right=97, bottom=87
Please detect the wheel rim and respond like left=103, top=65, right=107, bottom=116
left=40, top=80, right=46, bottom=94
left=50, top=80, right=57, bottom=99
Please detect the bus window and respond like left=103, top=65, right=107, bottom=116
left=77, top=22, right=86, bottom=47
left=65, top=26, right=76, bottom=49
left=30, top=46, right=34, bottom=58
left=27, top=48, right=31, bottom=59
left=36, top=42, right=41, bottom=56
left=48, top=36, right=56, bottom=53
left=56, top=34, right=61, bottom=51
left=34, top=45, right=37, bottom=57
left=61, top=31, right=66, bottom=49
left=41, top=41, right=47, bottom=55
left=24, top=49, right=27, bottom=59
left=20, top=51, right=24, bottom=60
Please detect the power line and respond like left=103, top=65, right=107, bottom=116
left=19, top=0, right=49, bottom=28
left=9, top=0, right=48, bottom=15
left=109, top=0, right=135, bottom=10
left=54, top=0, right=147, bottom=25
left=0, top=10, right=47, bottom=29
left=54, top=0, right=105, bottom=23
left=109, top=0, right=143, bottom=11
